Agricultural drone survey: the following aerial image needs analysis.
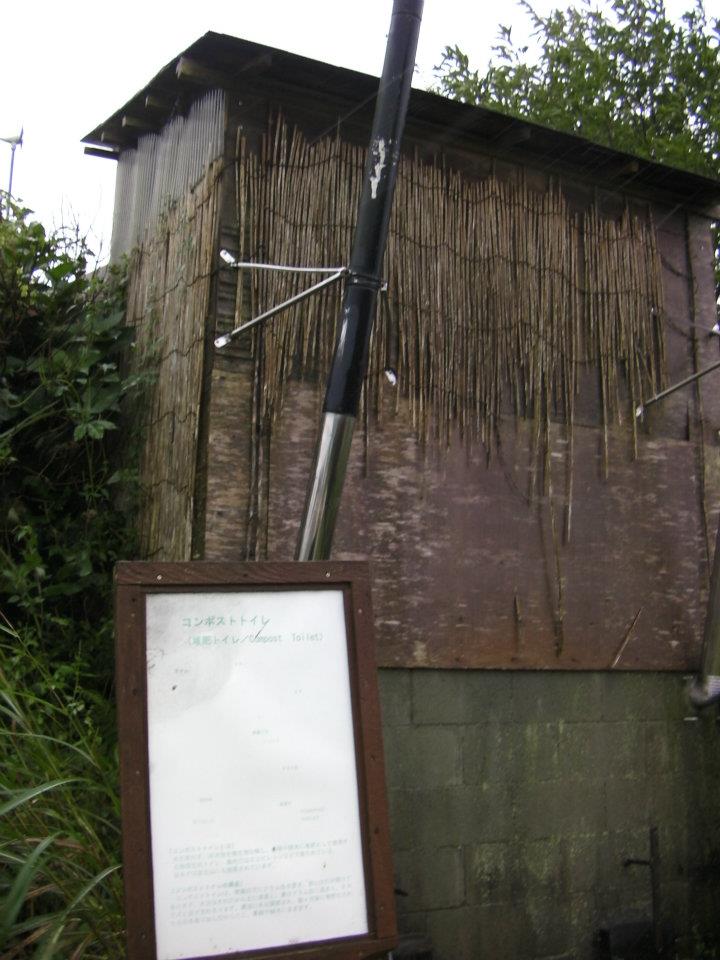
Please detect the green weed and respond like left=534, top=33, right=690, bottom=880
left=0, top=622, right=124, bottom=958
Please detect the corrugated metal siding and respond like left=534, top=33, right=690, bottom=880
left=111, top=90, right=225, bottom=261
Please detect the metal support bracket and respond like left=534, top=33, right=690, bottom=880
left=635, top=356, right=720, bottom=418
left=214, top=251, right=348, bottom=348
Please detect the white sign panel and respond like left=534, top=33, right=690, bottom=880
left=145, top=589, right=368, bottom=960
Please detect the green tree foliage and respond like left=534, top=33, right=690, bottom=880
left=0, top=198, right=144, bottom=956
left=0, top=196, right=144, bottom=698
left=435, top=0, right=720, bottom=178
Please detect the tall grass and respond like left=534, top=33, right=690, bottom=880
left=0, top=619, right=124, bottom=958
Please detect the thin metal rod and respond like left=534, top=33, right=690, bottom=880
left=224, top=258, right=346, bottom=275
left=636, top=356, right=720, bottom=416
left=297, top=0, right=424, bottom=561
left=214, top=269, right=346, bottom=348
left=8, top=143, right=16, bottom=198
left=2, top=128, right=23, bottom=203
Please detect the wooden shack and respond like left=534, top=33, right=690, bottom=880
left=85, top=32, right=720, bottom=960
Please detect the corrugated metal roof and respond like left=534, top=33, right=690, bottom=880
left=83, top=30, right=720, bottom=211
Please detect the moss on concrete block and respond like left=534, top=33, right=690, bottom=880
left=412, top=670, right=514, bottom=724
left=427, top=903, right=534, bottom=960
left=463, top=722, right=519, bottom=785
left=378, top=668, right=412, bottom=726
left=605, top=777, right=652, bottom=830
left=379, top=670, right=720, bottom=960
left=643, top=720, right=679, bottom=777
left=512, top=672, right=604, bottom=722
left=517, top=838, right=566, bottom=900
left=515, top=722, right=562, bottom=782
left=515, top=779, right=607, bottom=840
left=465, top=842, right=517, bottom=905
left=558, top=720, right=645, bottom=782
left=393, top=846, right=465, bottom=911
left=383, top=725, right=462, bottom=791
left=524, top=898, right=573, bottom=956
left=601, top=673, right=686, bottom=721
left=388, top=784, right=514, bottom=848
left=563, top=834, right=614, bottom=895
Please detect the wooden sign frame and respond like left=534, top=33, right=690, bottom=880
left=115, top=561, right=397, bottom=960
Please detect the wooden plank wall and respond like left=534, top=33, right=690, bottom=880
left=263, top=385, right=706, bottom=671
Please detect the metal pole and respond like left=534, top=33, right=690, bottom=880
left=296, top=0, right=423, bottom=561
left=2, top=129, right=22, bottom=213
left=688, top=511, right=720, bottom=708
left=215, top=270, right=346, bottom=347
left=8, top=142, right=16, bottom=198
left=636, top=356, right=720, bottom=417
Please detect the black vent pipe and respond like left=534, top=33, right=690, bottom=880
left=296, top=0, right=423, bottom=561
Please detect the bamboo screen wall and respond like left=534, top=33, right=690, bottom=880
left=117, top=91, right=226, bottom=560
left=225, top=117, right=665, bottom=485
left=122, top=110, right=668, bottom=567
left=209, top=116, right=705, bottom=670
left=125, top=159, right=223, bottom=559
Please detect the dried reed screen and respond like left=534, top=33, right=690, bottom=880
left=126, top=160, right=223, bottom=559
left=231, top=118, right=665, bottom=463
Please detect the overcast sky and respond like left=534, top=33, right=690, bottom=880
left=1, top=0, right=716, bottom=260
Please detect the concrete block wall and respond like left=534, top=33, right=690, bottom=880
left=378, top=670, right=720, bottom=960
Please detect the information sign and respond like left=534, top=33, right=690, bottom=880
left=115, top=562, right=396, bottom=960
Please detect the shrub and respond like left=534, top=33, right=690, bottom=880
left=0, top=196, right=145, bottom=956
left=0, top=196, right=144, bottom=704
